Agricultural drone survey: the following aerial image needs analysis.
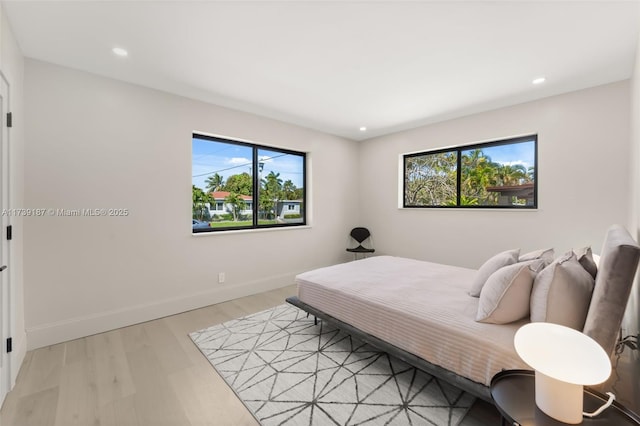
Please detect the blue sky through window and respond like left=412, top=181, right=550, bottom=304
left=192, top=137, right=304, bottom=192
left=468, top=140, right=535, bottom=169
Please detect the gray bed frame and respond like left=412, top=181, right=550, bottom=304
left=286, top=224, right=640, bottom=403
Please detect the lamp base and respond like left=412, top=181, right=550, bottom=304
left=535, top=370, right=584, bottom=424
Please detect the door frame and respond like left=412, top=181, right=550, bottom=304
left=0, top=70, right=12, bottom=405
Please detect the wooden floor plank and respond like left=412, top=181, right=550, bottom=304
left=53, top=357, right=99, bottom=426
left=125, top=345, right=191, bottom=426
left=97, top=394, right=140, bottom=426
left=16, top=344, right=65, bottom=398
left=87, top=331, right=137, bottom=407
left=168, top=365, right=258, bottom=426
left=141, top=319, right=192, bottom=375
left=10, top=387, right=59, bottom=426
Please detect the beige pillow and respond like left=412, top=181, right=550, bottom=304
left=530, top=251, right=595, bottom=330
left=519, top=248, right=554, bottom=265
left=476, top=259, right=545, bottom=324
left=574, top=246, right=597, bottom=279
left=469, top=249, right=520, bottom=297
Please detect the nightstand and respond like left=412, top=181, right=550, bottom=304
left=490, top=370, right=640, bottom=426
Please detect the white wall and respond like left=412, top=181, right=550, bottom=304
left=0, top=5, right=25, bottom=388
left=626, top=31, right=640, bottom=337
left=24, top=59, right=360, bottom=349
left=359, top=81, right=631, bottom=270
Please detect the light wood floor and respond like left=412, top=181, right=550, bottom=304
left=0, top=285, right=502, bottom=426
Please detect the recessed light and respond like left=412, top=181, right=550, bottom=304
left=359, top=127, right=367, bottom=132
left=532, top=77, right=546, bottom=85
left=112, top=47, right=128, bottom=57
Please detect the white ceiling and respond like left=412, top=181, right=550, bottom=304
left=3, top=1, right=639, bottom=141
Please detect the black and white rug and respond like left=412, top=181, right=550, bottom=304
left=190, top=304, right=474, bottom=426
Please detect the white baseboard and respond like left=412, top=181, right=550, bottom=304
left=26, top=273, right=296, bottom=350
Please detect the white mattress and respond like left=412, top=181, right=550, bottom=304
left=296, top=255, right=530, bottom=386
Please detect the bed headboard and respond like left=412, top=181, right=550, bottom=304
left=582, top=224, right=640, bottom=356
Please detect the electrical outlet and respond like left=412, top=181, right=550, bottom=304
left=218, top=272, right=225, bottom=283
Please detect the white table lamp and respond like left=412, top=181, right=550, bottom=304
left=514, top=323, right=612, bottom=424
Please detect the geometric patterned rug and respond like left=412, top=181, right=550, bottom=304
left=190, top=304, right=475, bottom=426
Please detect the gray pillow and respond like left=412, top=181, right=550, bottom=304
left=469, top=249, right=520, bottom=297
left=574, top=246, right=597, bottom=279
left=530, top=251, right=595, bottom=330
left=583, top=225, right=640, bottom=356
left=476, top=259, right=545, bottom=324
left=519, top=248, right=554, bottom=265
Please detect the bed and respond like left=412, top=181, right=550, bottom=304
left=286, top=225, right=640, bottom=402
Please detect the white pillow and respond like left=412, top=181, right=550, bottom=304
left=469, top=249, right=520, bottom=297
left=530, top=251, right=595, bottom=330
left=476, top=259, right=545, bottom=324
left=519, top=248, right=554, bottom=265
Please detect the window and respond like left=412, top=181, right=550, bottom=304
left=192, top=134, right=306, bottom=232
left=403, top=135, right=537, bottom=208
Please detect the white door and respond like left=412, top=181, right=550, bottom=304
left=0, top=73, right=11, bottom=405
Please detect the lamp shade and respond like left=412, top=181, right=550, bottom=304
left=514, top=323, right=612, bottom=423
